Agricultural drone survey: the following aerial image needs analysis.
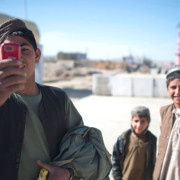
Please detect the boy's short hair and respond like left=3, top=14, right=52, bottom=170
left=166, top=65, right=180, bottom=88
left=131, top=106, right=151, bottom=122
left=0, top=18, right=37, bottom=50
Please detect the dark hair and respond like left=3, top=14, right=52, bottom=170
left=166, top=72, right=180, bottom=87
left=0, top=18, right=37, bottom=50
left=10, top=29, right=37, bottom=50
left=131, top=106, right=151, bottom=122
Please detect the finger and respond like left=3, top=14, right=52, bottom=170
left=0, top=59, right=22, bottom=69
left=1, top=83, right=25, bottom=96
left=0, top=67, right=26, bottom=80
left=5, top=84, right=25, bottom=93
left=0, top=83, right=25, bottom=107
left=0, top=75, right=26, bottom=89
left=36, top=160, right=53, bottom=172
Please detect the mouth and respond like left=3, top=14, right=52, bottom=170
left=18, top=64, right=25, bottom=69
left=136, top=128, right=143, bottom=132
left=174, top=96, right=180, bottom=101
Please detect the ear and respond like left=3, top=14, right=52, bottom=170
left=35, top=48, right=41, bottom=64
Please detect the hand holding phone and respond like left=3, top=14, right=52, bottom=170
left=0, top=43, right=25, bottom=106
left=1, top=43, right=20, bottom=60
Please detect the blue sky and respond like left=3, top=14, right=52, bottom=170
left=0, top=0, right=180, bottom=62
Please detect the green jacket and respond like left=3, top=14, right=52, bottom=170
left=51, top=126, right=112, bottom=180
left=0, top=83, right=83, bottom=180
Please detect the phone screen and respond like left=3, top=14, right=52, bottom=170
left=1, top=43, right=20, bottom=60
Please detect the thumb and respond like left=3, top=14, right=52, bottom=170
left=36, top=160, right=52, bottom=172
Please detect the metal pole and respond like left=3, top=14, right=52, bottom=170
left=176, top=24, right=180, bottom=65
left=24, top=0, right=28, bottom=20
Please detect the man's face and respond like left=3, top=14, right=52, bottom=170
left=1, top=35, right=40, bottom=81
left=131, top=115, right=149, bottom=135
left=168, top=78, right=180, bottom=109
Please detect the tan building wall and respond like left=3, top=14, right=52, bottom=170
left=57, top=52, right=87, bottom=60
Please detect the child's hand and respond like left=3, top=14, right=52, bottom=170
left=36, top=160, right=70, bottom=180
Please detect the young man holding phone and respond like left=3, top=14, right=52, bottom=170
left=0, top=19, right=84, bottom=180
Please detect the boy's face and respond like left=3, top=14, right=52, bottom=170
left=168, top=78, right=180, bottom=108
left=131, top=115, right=149, bottom=136
left=1, top=35, right=41, bottom=81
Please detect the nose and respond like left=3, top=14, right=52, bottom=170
left=136, top=122, right=141, bottom=128
left=19, top=51, right=23, bottom=61
left=175, top=87, right=180, bottom=95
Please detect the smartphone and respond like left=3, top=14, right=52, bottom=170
left=1, top=43, right=20, bottom=60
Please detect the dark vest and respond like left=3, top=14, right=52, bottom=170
left=153, top=104, right=174, bottom=180
left=0, top=84, right=66, bottom=180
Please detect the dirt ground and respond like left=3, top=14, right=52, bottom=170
left=43, top=60, right=121, bottom=101
left=44, top=75, right=93, bottom=101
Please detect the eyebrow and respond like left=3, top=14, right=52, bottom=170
left=20, top=43, right=30, bottom=47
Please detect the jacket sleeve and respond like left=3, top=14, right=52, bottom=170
left=112, top=137, right=123, bottom=180
left=65, top=94, right=84, bottom=130
left=52, top=126, right=112, bottom=180
left=153, top=136, right=157, bottom=167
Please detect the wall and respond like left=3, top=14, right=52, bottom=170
left=92, top=74, right=169, bottom=98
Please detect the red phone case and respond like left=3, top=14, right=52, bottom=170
left=1, top=43, right=20, bottom=60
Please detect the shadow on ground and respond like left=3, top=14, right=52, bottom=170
left=63, top=88, right=92, bottom=99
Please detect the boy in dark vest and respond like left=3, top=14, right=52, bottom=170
left=112, top=106, right=157, bottom=180
left=0, top=18, right=84, bottom=180
left=0, top=18, right=112, bottom=180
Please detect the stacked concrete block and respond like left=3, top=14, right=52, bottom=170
left=153, top=75, right=169, bottom=98
left=110, top=75, right=132, bottom=96
left=92, top=73, right=169, bottom=98
left=132, top=75, right=154, bottom=97
left=92, top=74, right=111, bottom=95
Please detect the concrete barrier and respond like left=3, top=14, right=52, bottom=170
left=92, top=74, right=111, bottom=95
left=132, top=75, right=154, bottom=97
left=92, top=74, right=169, bottom=98
left=110, top=75, right=132, bottom=96
left=153, top=76, right=168, bottom=97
